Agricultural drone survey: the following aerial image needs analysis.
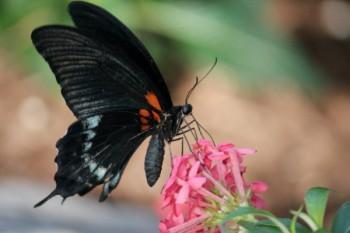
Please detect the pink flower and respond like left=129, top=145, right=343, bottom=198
left=158, top=140, right=268, bottom=233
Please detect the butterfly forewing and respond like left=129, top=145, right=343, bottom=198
left=68, top=1, right=173, bottom=111
left=32, top=26, right=152, bottom=119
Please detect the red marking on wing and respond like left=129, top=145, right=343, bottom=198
left=139, top=109, right=150, bottom=117
left=145, top=91, right=162, bottom=111
left=151, top=110, right=161, bottom=123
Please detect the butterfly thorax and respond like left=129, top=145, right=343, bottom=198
left=161, top=104, right=192, bottom=142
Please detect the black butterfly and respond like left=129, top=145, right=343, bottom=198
left=31, top=1, right=202, bottom=207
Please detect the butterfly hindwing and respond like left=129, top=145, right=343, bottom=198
left=34, top=111, right=150, bottom=207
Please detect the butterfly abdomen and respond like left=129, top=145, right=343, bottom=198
left=144, top=134, right=165, bottom=186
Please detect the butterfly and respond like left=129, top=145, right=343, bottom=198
left=31, top=1, right=209, bottom=207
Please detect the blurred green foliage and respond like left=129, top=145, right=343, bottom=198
left=0, top=0, right=324, bottom=91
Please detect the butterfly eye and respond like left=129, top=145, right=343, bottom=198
left=182, top=104, right=192, bottom=115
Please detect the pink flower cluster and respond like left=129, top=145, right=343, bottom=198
left=158, top=140, right=268, bottom=233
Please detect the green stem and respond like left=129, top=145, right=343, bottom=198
left=290, top=211, right=318, bottom=231
left=266, top=216, right=291, bottom=233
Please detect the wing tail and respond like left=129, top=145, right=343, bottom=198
left=34, top=189, right=58, bottom=208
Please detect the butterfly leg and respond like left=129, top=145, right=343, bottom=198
left=167, top=136, right=183, bottom=168
left=183, top=118, right=198, bottom=141
left=166, top=143, right=174, bottom=168
left=169, top=122, right=198, bottom=157
left=168, top=136, right=183, bottom=157
left=179, top=119, right=195, bottom=129
left=177, top=129, right=193, bottom=153
left=170, top=126, right=194, bottom=155
left=190, top=113, right=215, bottom=145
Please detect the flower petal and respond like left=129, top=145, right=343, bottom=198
left=218, top=143, right=235, bottom=153
left=251, top=194, right=267, bottom=209
left=159, top=222, right=169, bottom=233
left=188, top=177, right=207, bottom=189
left=208, top=152, right=227, bottom=161
left=176, top=183, right=190, bottom=204
left=188, top=161, right=200, bottom=178
left=250, top=181, right=268, bottom=193
left=236, top=148, right=256, bottom=156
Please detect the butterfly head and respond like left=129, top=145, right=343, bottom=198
left=181, top=104, right=192, bottom=115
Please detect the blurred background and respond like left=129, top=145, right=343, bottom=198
left=0, top=0, right=349, bottom=232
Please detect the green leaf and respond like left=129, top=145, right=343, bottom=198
left=239, top=220, right=284, bottom=233
left=290, top=211, right=318, bottom=231
left=238, top=218, right=311, bottom=233
left=224, top=207, right=290, bottom=233
left=331, top=201, right=350, bottom=233
left=304, top=187, right=330, bottom=228
left=314, top=229, right=331, bottom=233
left=263, top=219, right=310, bottom=233
left=224, top=206, right=274, bottom=222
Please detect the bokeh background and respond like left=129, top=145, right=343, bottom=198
left=0, top=0, right=349, bottom=232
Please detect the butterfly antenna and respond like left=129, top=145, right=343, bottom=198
left=185, top=77, right=199, bottom=105
left=185, top=57, right=218, bottom=104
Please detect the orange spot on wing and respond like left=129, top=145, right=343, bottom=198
left=139, top=109, right=150, bottom=117
left=145, top=91, right=162, bottom=111
left=152, top=111, right=161, bottom=122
